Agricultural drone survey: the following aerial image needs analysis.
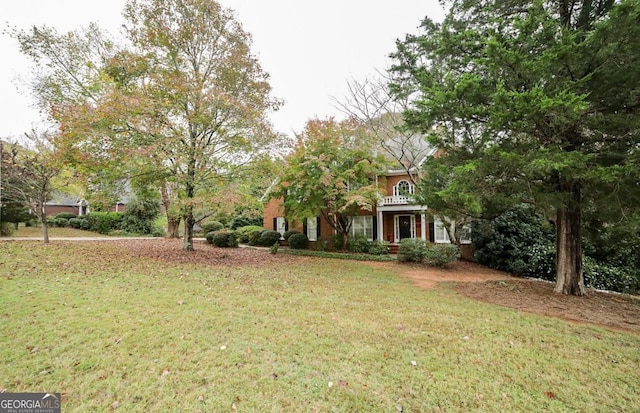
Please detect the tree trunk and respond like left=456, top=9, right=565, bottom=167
left=41, top=221, right=49, bottom=244
left=39, top=204, right=49, bottom=244
left=160, top=181, right=181, bottom=238
left=182, top=207, right=195, bottom=251
left=182, top=156, right=197, bottom=250
left=554, top=185, right=586, bottom=296
left=167, top=216, right=181, bottom=238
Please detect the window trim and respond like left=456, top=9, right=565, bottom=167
left=306, top=217, right=318, bottom=241
left=434, top=216, right=450, bottom=244
left=350, top=215, right=374, bottom=242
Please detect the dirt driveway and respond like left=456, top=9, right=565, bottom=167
left=368, top=260, right=640, bottom=334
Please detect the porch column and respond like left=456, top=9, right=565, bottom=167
left=377, top=210, right=383, bottom=242
left=421, top=213, right=427, bottom=240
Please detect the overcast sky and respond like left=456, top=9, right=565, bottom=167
left=0, top=1, right=445, bottom=140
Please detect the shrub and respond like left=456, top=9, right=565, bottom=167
left=270, top=242, right=279, bottom=254
left=248, top=229, right=264, bottom=246
left=120, top=198, right=161, bottom=235
left=53, top=217, right=69, bottom=228
left=258, top=230, right=282, bottom=247
left=472, top=204, right=555, bottom=278
left=80, top=218, right=91, bottom=230
left=85, top=212, right=123, bottom=234
left=397, top=238, right=428, bottom=263
left=230, top=216, right=263, bottom=229
left=347, top=234, right=371, bottom=253
left=68, top=217, right=84, bottom=229
left=0, top=222, right=15, bottom=236
left=315, top=238, right=328, bottom=251
left=281, top=249, right=396, bottom=262
left=333, top=233, right=348, bottom=250
left=54, top=212, right=77, bottom=220
left=201, top=220, right=224, bottom=234
left=236, top=226, right=265, bottom=243
left=206, top=230, right=238, bottom=248
left=288, top=232, right=309, bottom=249
left=282, top=229, right=301, bottom=241
left=368, top=240, right=390, bottom=255
left=584, top=256, right=640, bottom=294
left=424, top=244, right=460, bottom=267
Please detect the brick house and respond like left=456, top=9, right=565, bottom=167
left=263, top=143, right=471, bottom=253
left=44, top=195, right=89, bottom=217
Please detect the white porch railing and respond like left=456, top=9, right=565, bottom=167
left=381, top=195, right=412, bottom=205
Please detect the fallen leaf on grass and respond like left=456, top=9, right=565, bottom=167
left=161, top=368, right=170, bottom=378
left=545, top=391, right=555, bottom=400
left=111, top=401, right=119, bottom=409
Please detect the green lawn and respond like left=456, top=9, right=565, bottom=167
left=1, top=241, right=638, bottom=412
left=7, top=224, right=111, bottom=238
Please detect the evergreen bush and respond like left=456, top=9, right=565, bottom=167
left=397, top=238, right=428, bottom=263
left=68, top=217, right=84, bottom=229
left=206, top=230, right=238, bottom=248
left=0, top=222, right=15, bottom=236
left=347, top=234, right=371, bottom=253
left=236, top=226, right=264, bottom=243
left=120, top=198, right=161, bottom=235
left=201, top=220, right=224, bottom=234
left=55, top=212, right=77, bottom=220
left=53, top=217, right=69, bottom=227
left=288, top=232, right=309, bottom=249
left=282, top=229, right=301, bottom=241
left=424, top=243, right=460, bottom=267
left=368, top=240, right=390, bottom=255
left=85, top=212, right=123, bottom=234
left=258, top=230, right=282, bottom=247
left=247, top=229, right=264, bottom=246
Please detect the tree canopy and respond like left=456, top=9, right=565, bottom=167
left=0, top=131, right=65, bottom=243
left=13, top=0, right=282, bottom=250
left=391, top=0, right=640, bottom=295
left=273, top=118, right=387, bottom=249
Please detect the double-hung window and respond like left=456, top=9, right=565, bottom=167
left=350, top=216, right=374, bottom=241
left=306, top=217, right=318, bottom=241
left=434, top=217, right=450, bottom=243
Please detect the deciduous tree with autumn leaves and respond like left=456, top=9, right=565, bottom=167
left=13, top=0, right=282, bottom=250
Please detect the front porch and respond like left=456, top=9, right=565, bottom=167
left=376, top=203, right=430, bottom=253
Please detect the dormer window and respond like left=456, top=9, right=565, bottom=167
left=393, top=180, right=414, bottom=196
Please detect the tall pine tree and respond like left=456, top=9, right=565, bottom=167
left=392, top=0, right=640, bottom=295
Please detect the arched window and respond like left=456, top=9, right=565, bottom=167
left=394, top=180, right=413, bottom=196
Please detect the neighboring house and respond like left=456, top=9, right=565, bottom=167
left=44, top=195, right=89, bottom=217
left=44, top=193, right=129, bottom=217
left=263, top=139, right=472, bottom=254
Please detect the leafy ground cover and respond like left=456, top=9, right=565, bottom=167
left=0, top=239, right=638, bottom=412
left=6, top=225, right=111, bottom=238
